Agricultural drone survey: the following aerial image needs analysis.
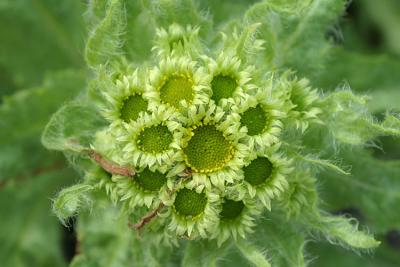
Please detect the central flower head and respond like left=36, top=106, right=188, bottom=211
left=137, top=124, right=173, bottom=153
left=174, top=188, right=207, bottom=217
left=211, top=75, right=238, bottom=103
left=120, top=95, right=148, bottom=122
left=160, top=74, right=194, bottom=108
left=183, top=124, right=235, bottom=173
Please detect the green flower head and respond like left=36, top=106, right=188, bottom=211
left=44, top=3, right=400, bottom=263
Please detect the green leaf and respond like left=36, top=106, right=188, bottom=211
left=243, top=0, right=346, bottom=77
left=309, top=242, right=400, bottom=267
left=319, top=148, right=400, bottom=233
left=42, top=101, right=107, bottom=153
left=0, top=70, right=86, bottom=182
left=53, top=184, right=94, bottom=225
left=314, top=48, right=400, bottom=97
left=0, top=168, right=75, bottom=267
left=235, top=239, right=272, bottom=267
left=69, top=196, right=134, bottom=267
left=305, top=212, right=380, bottom=250
left=252, top=211, right=307, bottom=267
left=85, top=0, right=126, bottom=68
left=0, top=1, right=85, bottom=90
left=318, top=90, right=400, bottom=146
left=182, top=240, right=229, bottom=267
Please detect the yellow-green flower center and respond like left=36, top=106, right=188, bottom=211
left=183, top=124, right=235, bottom=173
left=174, top=188, right=207, bottom=217
left=211, top=75, right=238, bottom=103
left=135, top=168, right=166, bottom=192
left=137, top=125, right=173, bottom=153
left=244, top=157, right=273, bottom=186
left=240, top=105, right=268, bottom=136
left=220, top=198, right=245, bottom=220
left=120, top=95, right=148, bottom=122
left=160, top=75, right=194, bottom=108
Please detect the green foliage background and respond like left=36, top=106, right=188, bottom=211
left=0, top=0, right=399, bottom=266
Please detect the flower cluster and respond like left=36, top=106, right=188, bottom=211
left=88, top=24, right=321, bottom=245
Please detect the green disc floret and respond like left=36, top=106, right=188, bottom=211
left=137, top=125, right=173, bottom=153
left=220, top=198, right=245, bottom=220
left=211, top=75, right=238, bottom=103
left=160, top=75, right=194, bottom=108
left=244, top=157, right=273, bottom=186
left=174, top=188, right=207, bottom=217
left=240, top=105, right=268, bottom=135
left=135, top=168, right=166, bottom=192
left=120, top=95, right=148, bottom=122
left=183, top=124, right=235, bottom=173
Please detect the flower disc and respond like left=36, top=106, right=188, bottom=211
left=135, top=168, right=166, bottom=192
left=183, top=124, right=235, bottom=173
left=174, top=188, right=207, bottom=217
left=240, top=105, right=268, bottom=136
left=211, top=75, right=238, bottom=103
left=160, top=75, right=194, bottom=108
left=243, top=157, right=273, bottom=186
left=137, top=125, right=173, bottom=153
left=220, top=198, right=245, bottom=220
left=120, top=95, right=148, bottom=122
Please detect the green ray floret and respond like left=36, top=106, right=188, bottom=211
left=107, top=166, right=169, bottom=209
left=147, top=56, right=209, bottom=112
left=162, top=185, right=219, bottom=238
left=237, top=144, right=292, bottom=209
left=203, top=52, right=255, bottom=108
left=211, top=192, right=262, bottom=246
left=275, top=71, right=322, bottom=131
left=177, top=103, right=250, bottom=189
left=233, top=85, right=283, bottom=149
left=153, top=23, right=201, bottom=57
left=101, top=69, right=150, bottom=126
left=121, top=106, right=185, bottom=170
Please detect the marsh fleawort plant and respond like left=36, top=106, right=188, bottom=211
left=41, top=1, right=400, bottom=266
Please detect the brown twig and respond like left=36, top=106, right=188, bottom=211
left=132, top=203, right=165, bottom=231
left=87, top=150, right=135, bottom=177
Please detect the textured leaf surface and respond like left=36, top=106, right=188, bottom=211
left=0, top=0, right=85, bottom=92
left=0, top=168, right=75, bottom=267
left=0, top=70, right=85, bottom=183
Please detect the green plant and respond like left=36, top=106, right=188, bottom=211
left=2, top=1, right=400, bottom=267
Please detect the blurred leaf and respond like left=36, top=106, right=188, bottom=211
left=309, top=241, right=400, bottom=267
left=0, top=168, right=75, bottom=267
left=0, top=70, right=86, bottom=183
left=244, top=0, right=347, bottom=78
left=319, top=148, right=400, bottom=233
left=0, top=0, right=85, bottom=91
left=253, top=212, right=307, bottom=267
left=314, top=48, right=400, bottom=94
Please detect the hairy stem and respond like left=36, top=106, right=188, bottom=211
left=236, top=239, right=271, bottom=267
left=87, top=150, right=135, bottom=176
left=132, top=203, right=165, bottom=230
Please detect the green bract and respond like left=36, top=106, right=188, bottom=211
left=40, top=1, right=400, bottom=267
